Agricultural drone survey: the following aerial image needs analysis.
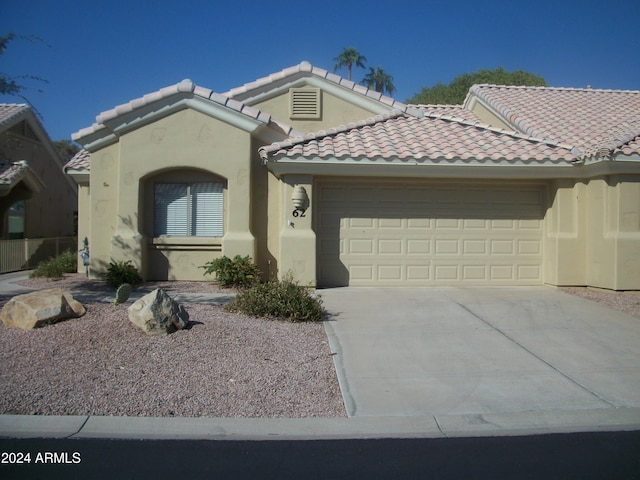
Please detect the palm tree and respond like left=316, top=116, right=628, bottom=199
left=333, top=48, right=367, bottom=81
left=361, top=67, right=396, bottom=96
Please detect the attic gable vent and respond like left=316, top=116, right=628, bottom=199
left=290, top=87, right=321, bottom=120
left=8, top=120, right=38, bottom=142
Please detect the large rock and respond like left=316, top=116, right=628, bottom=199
left=0, top=288, right=86, bottom=330
left=128, top=288, right=189, bottom=335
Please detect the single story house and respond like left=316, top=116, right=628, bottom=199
left=1, top=104, right=77, bottom=240
left=66, top=62, right=640, bottom=290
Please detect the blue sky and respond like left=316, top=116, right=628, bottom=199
left=1, top=0, right=639, bottom=142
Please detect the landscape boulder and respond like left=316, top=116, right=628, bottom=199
left=0, top=288, right=86, bottom=330
left=127, top=288, right=189, bottom=335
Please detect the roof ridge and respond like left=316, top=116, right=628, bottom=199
left=420, top=111, right=576, bottom=151
left=472, top=84, right=640, bottom=94
left=580, top=115, right=640, bottom=159
left=259, top=110, right=406, bottom=160
left=224, top=61, right=420, bottom=117
left=73, top=79, right=299, bottom=141
left=0, top=104, right=30, bottom=128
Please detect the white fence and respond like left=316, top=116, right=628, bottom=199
left=0, top=237, right=77, bottom=274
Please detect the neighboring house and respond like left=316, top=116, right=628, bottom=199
left=0, top=104, right=77, bottom=241
left=66, top=62, right=640, bottom=290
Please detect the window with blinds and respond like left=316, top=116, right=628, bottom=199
left=154, top=182, right=223, bottom=237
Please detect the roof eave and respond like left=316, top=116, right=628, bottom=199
left=0, top=162, right=46, bottom=197
left=73, top=95, right=267, bottom=151
left=64, top=169, right=90, bottom=184
left=263, top=155, right=582, bottom=179
left=264, top=153, right=640, bottom=179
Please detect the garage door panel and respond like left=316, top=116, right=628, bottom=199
left=407, top=239, right=431, bottom=254
left=316, top=181, right=544, bottom=286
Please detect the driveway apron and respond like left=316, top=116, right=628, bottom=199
left=321, top=287, right=640, bottom=418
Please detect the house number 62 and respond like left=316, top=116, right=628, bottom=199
left=292, top=209, right=306, bottom=218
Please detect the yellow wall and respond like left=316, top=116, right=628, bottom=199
left=545, top=176, right=640, bottom=290
left=254, top=89, right=377, bottom=133
left=75, top=182, right=90, bottom=273
left=584, top=176, right=640, bottom=290
left=544, top=179, right=587, bottom=286
left=76, top=86, right=640, bottom=289
left=88, top=108, right=256, bottom=280
left=278, top=175, right=315, bottom=286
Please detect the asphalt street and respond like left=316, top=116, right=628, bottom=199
left=1, top=432, right=639, bottom=479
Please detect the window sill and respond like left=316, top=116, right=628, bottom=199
left=152, top=237, right=222, bottom=246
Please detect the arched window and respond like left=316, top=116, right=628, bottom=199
left=147, top=170, right=225, bottom=238
left=154, top=182, right=224, bottom=237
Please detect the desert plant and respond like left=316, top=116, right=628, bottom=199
left=227, top=273, right=324, bottom=322
left=200, top=255, right=260, bottom=288
left=102, top=260, right=142, bottom=288
left=29, top=250, right=78, bottom=279
left=113, top=283, right=132, bottom=305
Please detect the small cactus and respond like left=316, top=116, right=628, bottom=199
left=114, top=283, right=132, bottom=305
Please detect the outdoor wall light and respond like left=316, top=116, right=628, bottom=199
left=291, top=185, right=309, bottom=212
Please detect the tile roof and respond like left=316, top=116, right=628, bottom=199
left=224, top=61, right=421, bottom=116
left=72, top=79, right=301, bottom=142
left=0, top=160, right=28, bottom=185
left=467, top=85, right=640, bottom=159
left=0, top=104, right=29, bottom=129
left=0, top=160, right=45, bottom=192
left=407, top=104, right=482, bottom=123
left=64, top=148, right=90, bottom=173
left=259, top=111, right=576, bottom=164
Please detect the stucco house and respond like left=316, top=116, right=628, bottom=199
left=1, top=104, right=77, bottom=241
left=66, top=62, right=640, bottom=290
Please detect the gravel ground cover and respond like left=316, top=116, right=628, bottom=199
left=0, top=274, right=345, bottom=418
left=1, top=274, right=638, bottom=418
left=559, top=287, right=640, bottom=319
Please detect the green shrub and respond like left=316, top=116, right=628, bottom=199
left=30, top=250, right=78, bottom=279
left=200, top=255, right=260, bottom=288
left=102, top=260, right=142, bottom=288
left=228, top=274, right=324, bottom=322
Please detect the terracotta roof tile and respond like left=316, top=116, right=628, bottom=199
left=0, top=160, right=45, bottom=192
left=64, top=149, right=91, bottom=173
left=223, top=61, right=420, bottom=116
left=467, top=85, right=640, bottom=159
left=409, top=104, right=482, bottom=122
left=0, top=104, right=29, bottom=128
left=73, top=79, right=300, bottom=142
left=0, top=160, right=28, bottom=185
left=259, top=112, right=575, bottom=164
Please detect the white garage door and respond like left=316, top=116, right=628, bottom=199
left=316, top=180, right=545, bottom=287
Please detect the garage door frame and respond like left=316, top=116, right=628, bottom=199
left=315, top=177, right=547, bottom=287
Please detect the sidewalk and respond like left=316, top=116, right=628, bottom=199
left=3, top=408, right=640, bottom=440
left=0, top=270, right=234, bottom=305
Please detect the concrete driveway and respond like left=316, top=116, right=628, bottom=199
left=321, top=287, right=640, bottom=418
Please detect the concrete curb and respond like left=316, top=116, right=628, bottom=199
left=2, top=408, right=639, bottom=441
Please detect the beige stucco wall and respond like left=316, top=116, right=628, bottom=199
left=544, top=179, right=587, bottom=286
left=75, top=181, right=90, bottom=273
left=466, top=101, right=513, bottom=131
left=584, top=176, right=640, bottom=290
left=253, top=89, right=377, bottom=134
left=277, top=174, right=315, bottom=286
left=545, top=175, right=640, bottom=290
left=74, top=85, right=640, bottom=290
left=88, top=108, right=256, bottom=281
